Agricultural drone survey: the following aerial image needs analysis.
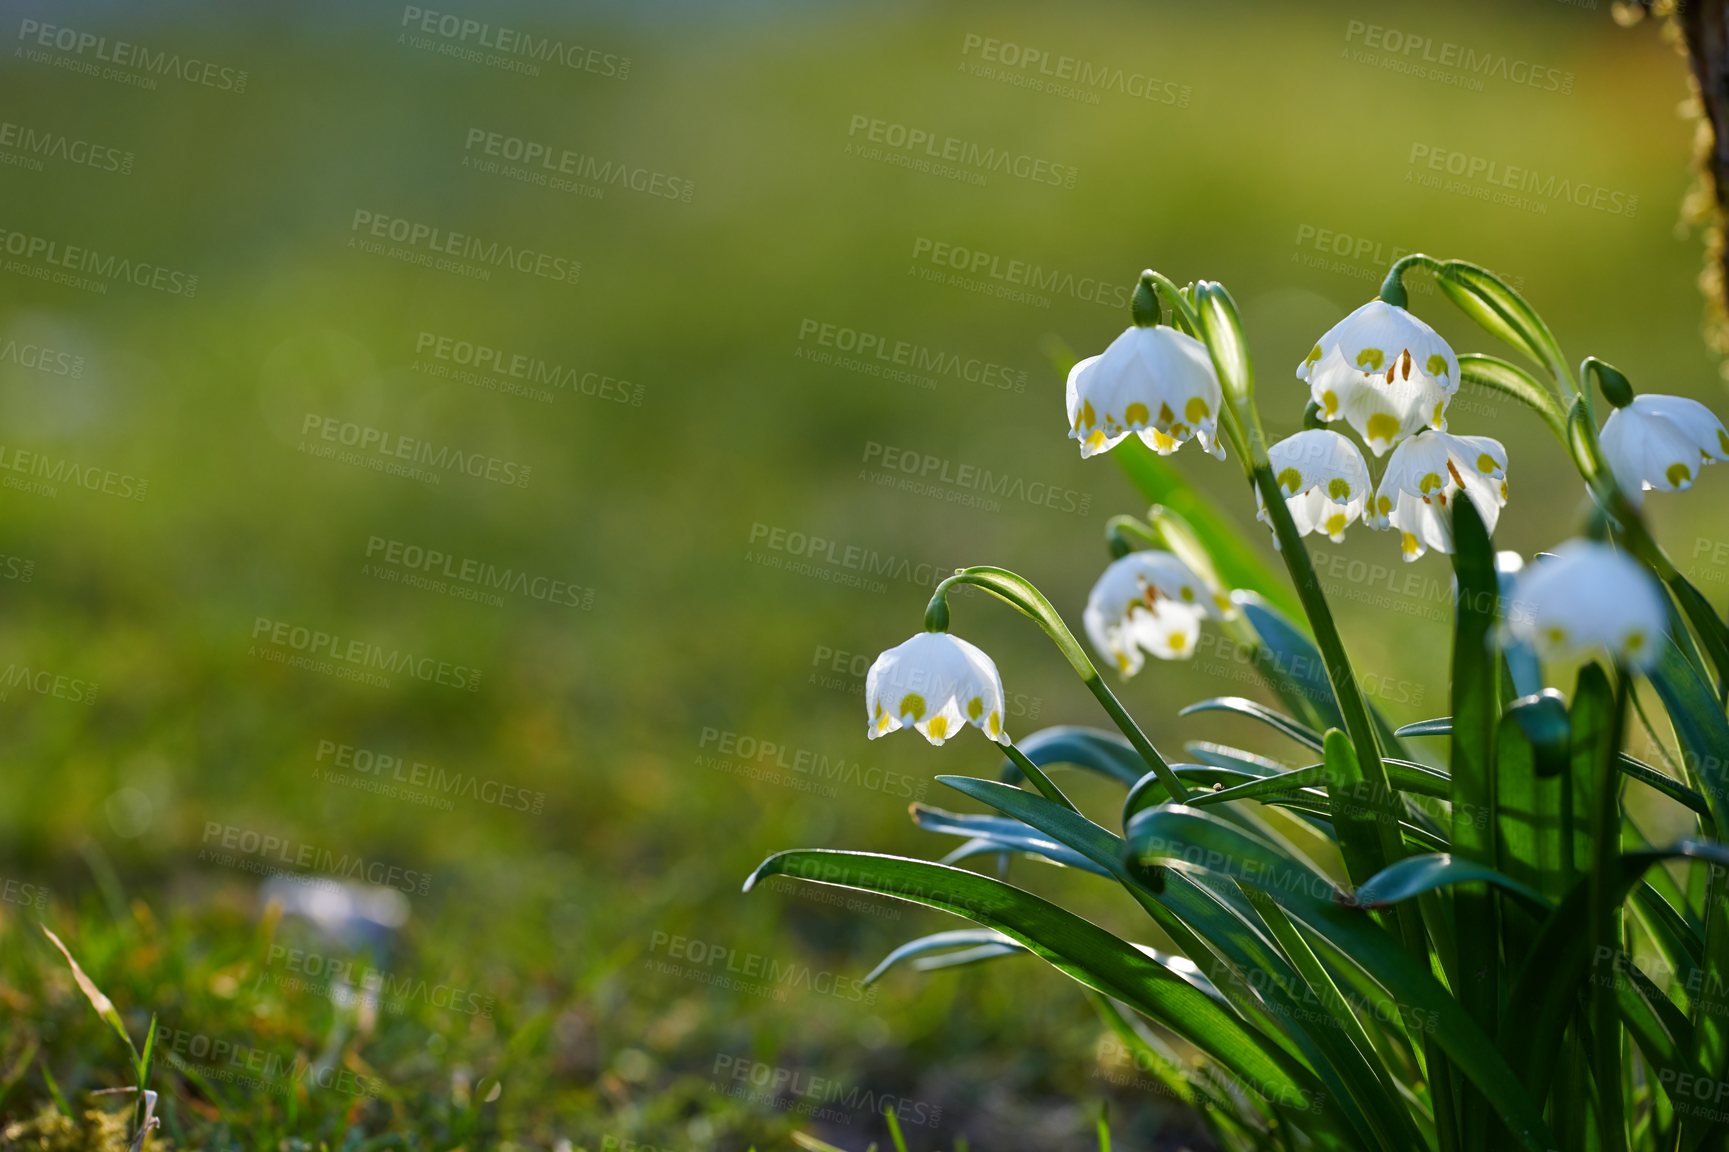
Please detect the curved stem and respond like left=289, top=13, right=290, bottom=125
left=1003, top=742, right=1079, bottom=813
left=928, top=568, right=1191, bottom=803
left=1380, top=253, right=1444, bottom=307
left=1104, top=514, right=1162, bottom=557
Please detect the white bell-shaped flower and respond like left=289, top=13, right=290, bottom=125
left=1367, top=430, right=1508, bottom=562
left=866, top=631, right=1009, bottom=746
left=1256, top=429, right=1371, bottom=545
left=1297, top=300, right=1459, bottom=456
left=1067, top=326, right=1225, bottom=460
left=1083, top=551, right=1218, bottom=676
left=1599, top=394, right=1729, bottom=505
left=1502, top=541, right=1667, bottom=671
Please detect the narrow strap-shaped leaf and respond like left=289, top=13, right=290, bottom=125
left=1240, top=887, right=1430, bottom=1152
left=1646, top=631, right=1729, bottom=1148
left=1649, top=633, right=1729, bottom=831
left=1500, top=840, right=1729, bottom=1099
left=1238, top=597, right=1346, bottom=735
left=1123, top=764, right=1266, bottom=823
left=912, top=804, right=1108, bottom=876
left=1350, top=853, right=1550, bottom=913
left=1320, top=729, right=1403, bottom=889
left=744, top=848, right=1322, bottom=1109
left=1180, top=697, right=1323, bottom=751
left=1402, top=715, right=1710, bottom=817
left=1126, top=805, right=1559, bottom=1151
left=1574, top=664, right=1630, bottom=1152
left=939, top=775, right=1401, bottom=1147
left=1190, top=758, right=1453, bottom=812
left=863, top=930, right=1022, bottom=984
left=1666, top=571, right=1729, bottom=702
left=1000, top=726, right=1148, bottom=789
left=1185, top=741, right=1292, bottom=775
left=1238, top=598, right=1410, bottom=760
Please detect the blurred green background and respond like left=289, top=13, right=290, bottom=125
left=0, top=1, right=1720, bottom=1148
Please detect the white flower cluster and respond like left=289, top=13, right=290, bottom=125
left=865, top=280, right=1716, bottom=746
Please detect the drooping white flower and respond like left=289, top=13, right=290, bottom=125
left=1067, top=326, right=1225, bottom=460
left=1367, top=430, right=1508, bottom=562
left=1256, top=429, right=1371, bottom=545
left=866, top=631, right=1009, bottom=746
left=1083, top=551, right=1219, bottom=675
left=1297, top=300, right=1459, bottom=456
left=1502, top=541, right=1667, bottom=671
left=1599, top=394, right=1729, bottom=505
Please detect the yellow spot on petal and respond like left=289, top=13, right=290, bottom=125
left=1148, top=428, right=1178, bottom=451
left=1080, top=400, right=1096, bottom=431
left=1304, top=344, right=1322, bottom=367
left=1477, top=453, right=1497, bottom=474
left=987, top=712, right=1002, bottom=738
left=1667, top=462, right=1692, bottom=487
left=1356, top=348, right=1385, bottom=370
left=1366, top=413, right=1399, bottom=444
left=1321, top=390, right=1339, bottom=416
left=926, top=715, right=948, bottom=740
left=967, top=697, right=984, bottom=721
left=1419, top=471, right=1445, bottom=495
left=1719, top=428, right=1729, bottom=454
left=1426, top=354, right=1449, bottom=378
left=1158, top=402, right=1175, bottom=424
left=1324, top=512, right=1347, bottom=537
left=899, top=693, right=926, bottom=720
left=1401, top=532, right=1419, bottom=557
left=1124, top=402, right=1150, bottom=426
left=1276, top=467, right=1303, bottom=495
left=1086, top=430, right=1108, bottom=451
left=1167, top=632, right=1187, bottom=653
left=1545, top=626, right=1567, bottom=649
left=1625, top=630, right=1647, bottom=654
left=1432, top=401, right=1445, bottom=426
left=1376, top=495, right=1392, bottom=515
left=1179, top=586, right=1196, bottom=602
left=1327, top=477, right=1352, bottom=500
left=1185, top=396, right=1210, bottom=422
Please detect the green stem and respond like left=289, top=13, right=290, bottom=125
left=1003, top=742, right=1079, bottom=813
left=1586, top=672, right=1631, bottom=1152
left=1104, top=514, right=1162, bottom=557
left=1379, top=253, right=1443, bottom=308
left=928, top=568, right=1191, bottom=803
left=1243, top=440, right=1405, bottom=878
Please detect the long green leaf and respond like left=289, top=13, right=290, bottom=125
left=1449, top=496, right=1501, bottom=1149
left=1002, top=726, right=1148, bottom=790
left=744, top=848, right=1321, bottom=1110
left=1351, top=853, right=1550, bottom=913
left=864, top=930, right=1024, bottom=984
left=1501, top=841, right=1729, bottom=1106
left=1180, top=696, right=1323, bottom=751
left=1127, top=805, right=1560, bottom=1151
left=1401, top=715, right=1709, bottom=818
left=938, top=774, right=1405, bottom=1148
